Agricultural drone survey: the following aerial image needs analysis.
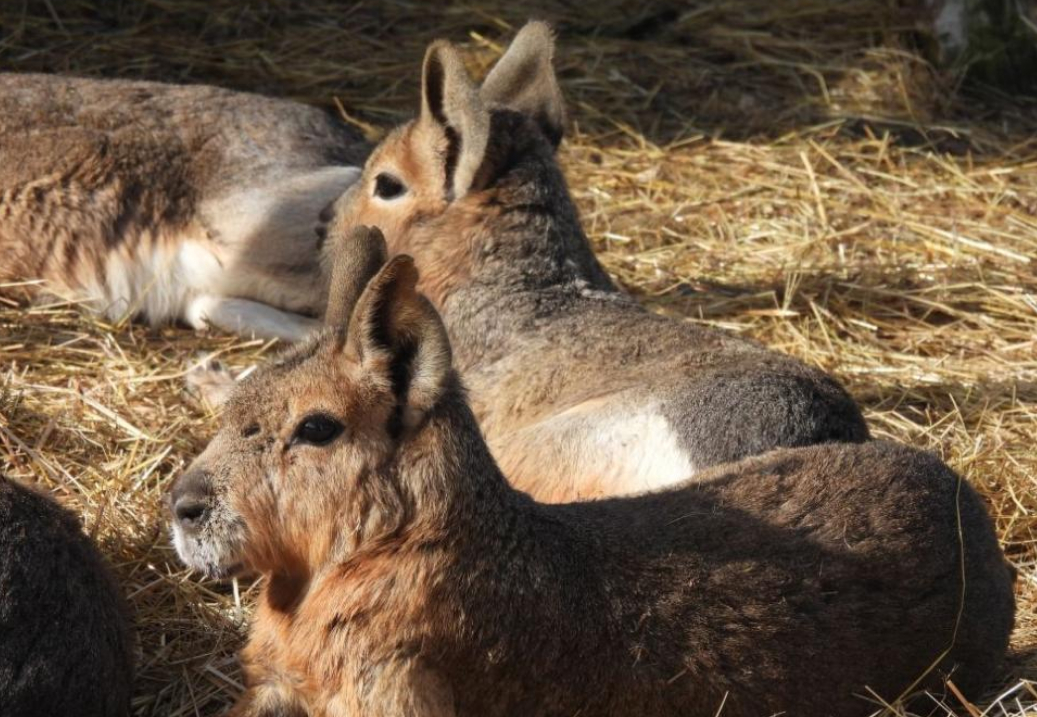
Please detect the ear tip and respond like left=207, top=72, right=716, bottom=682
left=425, top=38, right=448, bottom=53
left=522, top=20, right=556, bottom=36
left=382, top=254, right=420, bottom=288
left=349, top=224, right=389, bottom=257
left=518, top=19, right=557, bottom=47
left=424, top=39, right=460, bottom=64
left=387, top=253, right=415, bottom=268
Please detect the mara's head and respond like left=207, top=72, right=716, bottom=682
left=328, top=21, right=590, bottom=304
left=169, top=227, right=454, bottom=580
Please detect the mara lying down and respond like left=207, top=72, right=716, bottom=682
left=323, top=22, right=870, bottom=501
left=0, top=72, right=367, bottom=341
left=169, top=227, right=1014, bottom=717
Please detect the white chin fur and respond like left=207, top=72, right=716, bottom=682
left=171, top=523, right=243, bottom=579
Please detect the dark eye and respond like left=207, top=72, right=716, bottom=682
left=373, top=173, right=406, bottom=200
left=242, top=423, right=260, bottom=438
left=292, top=414, right=344, bottom=446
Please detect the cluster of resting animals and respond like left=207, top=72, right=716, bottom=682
left=0, top=21, right=1018, bottom=717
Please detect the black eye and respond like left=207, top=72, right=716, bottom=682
left=373, top=173, right=406, bottom=200
left=292, top=414, right=344, bottom=446
left=242, top=423, right=260, bottom=438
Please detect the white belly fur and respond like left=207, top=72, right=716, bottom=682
left=80, top=238, right=223, bottom=325
left=79, top=166, right=361, bottom=327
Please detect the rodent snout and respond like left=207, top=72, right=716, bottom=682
left=169, top=468, right=212, bottom=533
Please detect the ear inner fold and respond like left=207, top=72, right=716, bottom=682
left=346, top=256, right=453, bottom=430
left=420, top=40, right=491, bottom=198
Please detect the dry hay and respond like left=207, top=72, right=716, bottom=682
left=0, top=1, right=1035, bottom=715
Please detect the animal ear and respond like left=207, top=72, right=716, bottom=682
left=345, top=255, right=452, bottom=432
left=324, top=225, right=389, bottom=330
left=420, top=40, right=491, bottom=198
left=480, top=21, right=565, bottom=147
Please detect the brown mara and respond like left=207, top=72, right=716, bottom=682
left=317, top=22, right=871, bottom=504
left=168, top=226, right=1014, bottom=717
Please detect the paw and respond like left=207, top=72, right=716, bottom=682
left=184, top=354, right=238, bottom=410
left=183, top=295, right=219, bottom=333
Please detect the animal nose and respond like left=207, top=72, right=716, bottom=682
left=173, top=496, right=209, bottom=530
left=169, top=468, right=212, bottom=532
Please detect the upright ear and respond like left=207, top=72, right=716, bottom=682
left=345, top=255, right=452, bottom=432
left=324, top=225, right=389, bottom=330
left=420, top=40, right=491, bottom=199
left=480, top=21, right=565, bottom=147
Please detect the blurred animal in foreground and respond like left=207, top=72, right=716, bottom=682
left=0, top=475, right=134, bottom=717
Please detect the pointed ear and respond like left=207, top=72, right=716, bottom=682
left=345, top=255, right=452, bottom=432
left=324, top=226, right=389, bottom=330
left=480, top=21, right=565, bottom=147
left=420, top=40, right=491, bottom=199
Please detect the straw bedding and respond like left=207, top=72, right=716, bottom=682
left=0, top=1, right=1034, bottom=714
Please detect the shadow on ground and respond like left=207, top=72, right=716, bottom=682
left=1, top=0, right=1035, bottom=153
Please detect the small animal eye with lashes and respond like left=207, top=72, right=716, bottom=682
left=292, top=414, right=344, bottom=446
left=374, top=173, right=406, bottom=200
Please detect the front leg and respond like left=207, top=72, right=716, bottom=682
left=185, top=295, right=321, bottom=342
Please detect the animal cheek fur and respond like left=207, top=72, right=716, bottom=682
left=227, top=459, right=274, bottom=508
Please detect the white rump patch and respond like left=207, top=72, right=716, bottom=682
left=497, top=401, right=696, bottom=500
left=577, top=410, right=696, bottom=494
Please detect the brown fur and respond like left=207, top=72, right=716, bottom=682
left=170, top=232, right=1014, bottom=717
left=325, top=23, right=870, bottom=502
left=0, top=73, right=368, bottom=340
left=323, top=227, right=390, bottom=328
